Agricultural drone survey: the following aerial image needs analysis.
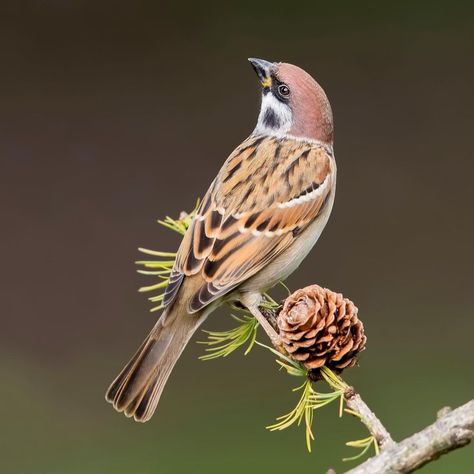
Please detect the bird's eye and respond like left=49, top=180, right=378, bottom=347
left=278, top=84, right=290, bottom=97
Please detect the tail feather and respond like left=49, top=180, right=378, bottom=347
left=106, top=305, right=204, bottom=422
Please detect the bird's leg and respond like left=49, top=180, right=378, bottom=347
left=239, top=293, right=284, bottom=351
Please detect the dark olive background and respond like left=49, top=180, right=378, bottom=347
left=1, top=1, right=473, bottom=473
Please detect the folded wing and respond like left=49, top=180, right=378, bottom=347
left=162, top=135, right=335, bottom=312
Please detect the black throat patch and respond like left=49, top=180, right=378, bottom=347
left=262, top=107, right=280, bottom=129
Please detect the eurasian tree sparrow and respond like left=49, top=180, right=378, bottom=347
left=106, top=58, right=336, bottom=422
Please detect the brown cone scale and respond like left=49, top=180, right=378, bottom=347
left=277, top=285, right=366, bottom=373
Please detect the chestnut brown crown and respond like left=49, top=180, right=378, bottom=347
left=250, top=58, right=334, bottom=144
left=276, top=63, right=334, bottom=143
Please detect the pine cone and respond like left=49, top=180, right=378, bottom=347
left=277, top=285, right=366, bottom=374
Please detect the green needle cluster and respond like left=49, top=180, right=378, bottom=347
left=198, top=315, right=259, bottom=360
left=135, top=201, right=199, bottom=312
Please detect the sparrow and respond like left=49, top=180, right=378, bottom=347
left=106, top=58, right=336, bottom=422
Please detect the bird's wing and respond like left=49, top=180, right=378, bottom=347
left=163, top=135, right=336, bottom=312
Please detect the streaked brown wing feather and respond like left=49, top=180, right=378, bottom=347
left=163, top=135, right=335, bottom=312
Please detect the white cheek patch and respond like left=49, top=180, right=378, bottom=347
left=254, top=93, right=292, bottom=136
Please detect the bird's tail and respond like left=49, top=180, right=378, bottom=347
left=106, top=302, right=205, bottom=422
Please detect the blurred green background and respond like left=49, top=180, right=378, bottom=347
left=1, top=1, right=473, bottom=473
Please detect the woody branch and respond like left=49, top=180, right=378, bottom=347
left=260, top=294, right=473, bottom=473
left=343, top=399, right=474, bottom=474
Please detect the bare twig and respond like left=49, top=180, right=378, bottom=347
left=258, top=306, right=279, bottom=331
left=343, top=399, right=474, bottom=474
left=344, top=386, right=395, bottom=450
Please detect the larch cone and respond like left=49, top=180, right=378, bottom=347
left=277, top=285, right=366, bottom=376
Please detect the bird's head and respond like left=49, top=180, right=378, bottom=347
left=249, top=58, right=333, bottom=144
